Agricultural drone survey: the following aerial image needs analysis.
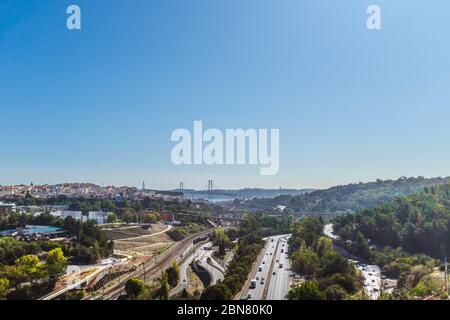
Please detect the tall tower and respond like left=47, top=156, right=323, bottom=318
left=208, top=179, right=213, bottom=201
left=142, top=181, right=145, bottom=191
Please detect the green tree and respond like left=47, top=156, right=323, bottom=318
left=158, top=272, right=170, bottom=300
left=200, top=284, right=233, bottom=300
left=143, top=212, right=161, bottom=224
left=353, top=231, right=371, bottom=260
left=107, top=213, right=118, bottom=223
left=324, top=284, right=347, bottom=300
left=287, top=281, right=326, bottom=300
left=291, top=242, right=320, bottom=277
left=46, top=248, right=68, bottom=277
left=319, top=251, right=353, bottom=277
left=315, top=236, right=333, bottom=257
left=14, top=254, right=46, bottom=284
left=166, top=261, right=180, bottom=288
left=125, top=278, right=145, bottom=298
left=0, top=278, right=10, bottom=300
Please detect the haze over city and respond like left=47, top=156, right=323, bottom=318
left=1, top=1, right=450, bottom=190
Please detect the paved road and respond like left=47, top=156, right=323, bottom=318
left=170, top=245, right=200, bottom=296
left=241, top=234, right=291, bottom=300
left=324, top=224, right=382, bottom=300
left=266, top=236, right=292, bottom=300
left=356, top=264, right=381, bottom=299
left=170, top=241, right=225, bottom=296
left=197, top=242, right=225, bottom=285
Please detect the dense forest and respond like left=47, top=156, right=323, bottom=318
left=243, top=176, right=450, bottom=215
left=333, top=183, right=450, bottom=259
left=287, top=216, right=362, bottom=300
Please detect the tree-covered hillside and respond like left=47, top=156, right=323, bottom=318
left=333, top=182, right=450, bottom=259
left=243, top=176, right=450, bottom=216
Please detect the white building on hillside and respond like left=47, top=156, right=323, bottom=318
left=88, top=211, right=112, bottom=225
left=62, top=211, right=83, bottom=221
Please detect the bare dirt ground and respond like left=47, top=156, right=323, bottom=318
left=111, top=224, right=173, bottom=258
left=54, top=268, right=98, bottom=291
left=104, top=224, right=168, bottom=240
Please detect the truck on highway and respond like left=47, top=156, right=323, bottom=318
left=250, top=279, right=257, bottom=289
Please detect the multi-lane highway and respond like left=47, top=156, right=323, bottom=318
left=241, top=234, right=292, bottom=300
left=266, top=236, right=291, bottom=300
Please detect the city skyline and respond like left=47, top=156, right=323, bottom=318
left=1, top=1, right=450, bottom=189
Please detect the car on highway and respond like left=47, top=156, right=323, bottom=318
left=273, top=271, right=276, bottom=275
left=247, top=294, right=252, bottom=299
left=279, top=264, right=283, bottom=268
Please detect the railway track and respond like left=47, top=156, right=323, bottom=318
left=94, top=229, right=214, bottom=300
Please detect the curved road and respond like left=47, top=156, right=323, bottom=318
left=197, top=243, right=225, bottom=285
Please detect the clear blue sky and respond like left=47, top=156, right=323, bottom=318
left=1, top=0, right=450, bottom=190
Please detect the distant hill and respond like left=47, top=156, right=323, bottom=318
left=242, top=176, right=450, bottom=215
left=333, top=181, right=450, bottom=258
left=180, top=188, right=315, bottom=201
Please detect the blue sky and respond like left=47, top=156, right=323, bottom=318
left=1, top=0, right=450, bottom=190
